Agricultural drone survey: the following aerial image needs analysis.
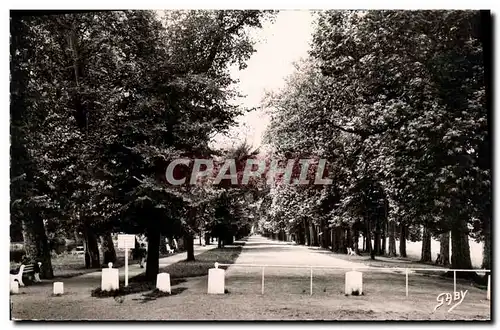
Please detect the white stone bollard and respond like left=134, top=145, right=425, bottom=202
left=345, top=270, right=363, bottom=295
left=101, top=262, right=119, bottom=291
left=156, top=273, right=171, bottom=293
left=208, top=262, right=225, bottom=294
left=53, top=282, right=64, bottom=295
left=10, top=280, right=19, bottom=294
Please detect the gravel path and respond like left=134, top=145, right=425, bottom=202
left=226, top=235, right=366, bottom=277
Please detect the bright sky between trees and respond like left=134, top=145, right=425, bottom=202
left=211, top=10, right=315, bottom=150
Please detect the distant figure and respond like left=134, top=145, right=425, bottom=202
left=139, top=243, right=147, bottom=268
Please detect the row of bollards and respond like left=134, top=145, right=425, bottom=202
left=206, top=263, right=363, bottom=296
left=10, top=279, right=64, bottom=295
left=205, top=266, right=491, bottom=300
left=10, top=262, right=173, bottom=295
left=5, top=262, right=384, bottom=297
left=100, top=262, right=172, bottom=293
left=205, top=264, right=363, bottom=295
left=10, top=263, right=490, bottom=300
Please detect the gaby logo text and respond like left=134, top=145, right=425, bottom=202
left=433, top=290, right=468, bottom=312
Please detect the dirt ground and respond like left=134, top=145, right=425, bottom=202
left=10, top=235, right=490, bottom=321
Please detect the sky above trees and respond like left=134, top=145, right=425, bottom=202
left=212, top=10, right=314, bottom=149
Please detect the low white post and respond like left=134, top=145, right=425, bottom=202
left=261, top=267, right=265, bottom=295
left=156, top=273, right=171, bottom=293
left=345, top=270, right=363, bottom=295
left=487, top=275, right=490, bottom=300
left=208, top=262, right=225, bottom=294
left=10, top=280, right=19, bottom=294
left=125, top=248, right=129, bottom=287
left=53, top=282, right=64, bottom=295
left=101, top=262, right=119, bottom=291
left=405, top=268, right=409, bottom=297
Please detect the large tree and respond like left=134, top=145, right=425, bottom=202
left=263, top=10, right=489, bottom=274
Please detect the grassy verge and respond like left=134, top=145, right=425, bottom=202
left=9, top=250, right=182, bottom=279
left=316, top=249, right=489, bottom=285
left=322, top=250, right=440, bottom=269
left=90, top=243, right=244, bottom=299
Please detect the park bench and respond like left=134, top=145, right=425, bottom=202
left=11, top=262, right=42, bottom=287
left=72, top=246, right=85, bottom=256
left=347, top=247, right=356, bottom=256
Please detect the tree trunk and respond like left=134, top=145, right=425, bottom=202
left=83, top=225, right=100, bottom=269
left=478, top=11, right=491, bottom=274
left=388, top=220, right=397, bottom=257
left=218, top=236, right=223, bottom=248
left=311, top=224, right=318, bottom=246
left=339, top=228, right=346, bottom=253
left=399, top=224, right=407, bottom=258
left=450, top=219, right=473, bottom=270
left=185, top=234, right=195, bottom=261
left=482, top=216, right=491, bottom=270
left=346, top=227, right=352, bottom=251
left=100, top=232, right=117, bottom=265
left=362, top=234, right=366, bottom=252
left=308, top=224, right=313, bottom=246
left=374, top=222, right=381, bottom=256
left=321, top=229, right=327, bottom=248
left=205, top=232, right=211, bottom=245
left=438, top=232, right=450, bottom=266
left=333, top=227, right=341, bottom=252
left=226, top=234, right=234, bottom=245
left=297, top=226, right=302, bottom=245
left=145, top=226, right=160, bottom=281
left=325, top=227, right=331, bottom=248
left=482, top=233, right=491, bottom=270
left=21, top=214, right=54, bottom=279
left=421, top=225, right=432, bottom=262
left=382, top=198, right=388, bottom=255
left=366, top=219, right=374, bottom=260
left=159, top=235, right=167, bottom=254
left=330, top=228, right=334, bottom=251
left=304, top=218, right=311, bottom=246
left=320, top=219, right=327, bottom=248
left=353, top=229, right=360, bottom=255
left=381, top=219, right=387, bottom=255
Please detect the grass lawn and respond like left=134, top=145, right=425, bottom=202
left=354, top=237, right=484, bottom=268
left=11, top=243, right=245, bottom=320
left=10, top=238, right=490, bottom=321
left=10, top=249, right=182, bottom=279
left=90, top=244, right=243, bottom=298
left=11, top=269, right=490, bottom=320
left=224, top=268, right=490, bottom=320
left=300, top=235, right=484, bottom=271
